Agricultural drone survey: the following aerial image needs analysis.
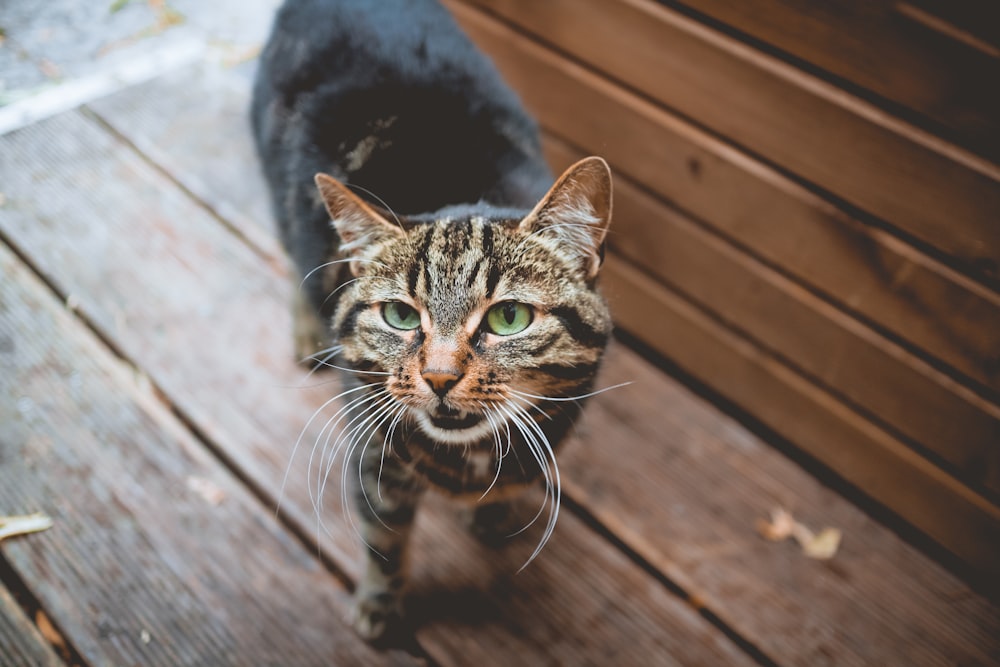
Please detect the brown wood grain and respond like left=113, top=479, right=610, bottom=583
left=454, top=0, right=1000, bottom=284
left=601, top=255, right=1000, bottom=580
left=446, top=0, right=1000, bottom=394
left=563, top=342, right=1000, bottom=666
left=83, top=60, right=1000, bottom=665
left=545, top=135, right=1000, bottom=498
left=0, top=584, right=66, bottom=667
left=900, top=0, right=1000, bottom=52
left=0, top=109, right=757, bottom=666
left=667, top=0, right=1000, bottom=159
left=0, top=244, right=414, bottom=667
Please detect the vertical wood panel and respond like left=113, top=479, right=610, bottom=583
left=670, top=0, right=1000, bottom=159
left=457, top=0, right=1000, bottom=284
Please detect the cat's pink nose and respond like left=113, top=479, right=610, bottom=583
left=422, top=370, right=463, bottom=398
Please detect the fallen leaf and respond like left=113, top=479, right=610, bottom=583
left=800, top=527, right=843, bottom=560
left=755, top=507, right=795, bottom=541
left=0, top=513, right=54, bottom=541
left=756, top=507, right=842, bottom=560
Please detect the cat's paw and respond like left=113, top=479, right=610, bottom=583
left=352, top=591, right=405, bottom=644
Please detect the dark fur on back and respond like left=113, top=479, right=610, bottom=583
left=251, top=0, right=552, bottom=317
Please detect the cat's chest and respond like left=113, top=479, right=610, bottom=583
left=391, top=427, right=545, bottom=501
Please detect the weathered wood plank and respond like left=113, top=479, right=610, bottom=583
left=443, top=1, right=1000, bottom=394
left=667, top=0, right=1000, bottom=160
left=84, top=61, right=281, bottom=259
left=408, top=491, right=755, bottom=667
left=0, top=583, right=66, bottom=667
left=546, top=135, right=1000, bottom=499
left=0, top=244, right=415, bottom=667
left=0, top=110, right=757, bottom=666
left=0, top=0, right=276, bottom=89
left=562, top=344, right=1000, bottom=666
left=455, top=0, right=1000, bottom=283
left=602, top=255, right=1000, bottom=582
left=85, top=60, right=1000, bottom=666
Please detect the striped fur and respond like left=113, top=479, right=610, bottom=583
left=316, top=162, right=613, bottom=641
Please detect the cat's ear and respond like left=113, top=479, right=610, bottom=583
left=519, top=157, right=612, bottom=279
left=314, top=173, right=404, bottom=271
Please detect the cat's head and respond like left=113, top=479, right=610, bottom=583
left=315, top=158, right=613, bottom=445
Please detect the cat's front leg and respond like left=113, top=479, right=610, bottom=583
left=462, top=499, right=521, bottom=547
left=351, top=448, right=424, bottom=643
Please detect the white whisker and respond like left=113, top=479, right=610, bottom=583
left=507, top=400, right=562, bottom=571
left=345, top=183, right=404, bottom=230
left=477, top=405, right=506, bottom=501
left=495, top=400, right=561, bottom=571
left=309, top=388, right=390, bottom=517
left=377, top=407, right=407, bottom=501
left=299, top=257, right=388, bottom=289
left=309, top=386, right=395, bottom=555
left=278, top=381, right=380, bottom=516
left=510, top=381, right=633, bottom=403
left=301, top=345, right=343, bottom=381
left=320, top=275, right=366, bottom=310
left=349, top=400, right=406, bottom=536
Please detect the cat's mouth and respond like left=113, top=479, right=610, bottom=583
left=413, top=405, right=494, bottom=444
left=429, top=405, right=484, bottom=430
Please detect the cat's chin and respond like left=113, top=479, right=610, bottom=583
left=413, top=410, right=496, bottom=445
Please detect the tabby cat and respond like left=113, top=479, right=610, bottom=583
left=251, top=0, right=613, bottom=642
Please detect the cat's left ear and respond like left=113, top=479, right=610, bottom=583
left=519, top=157, right=612, bottom=279
left=315, top=173, right=404, bottom=272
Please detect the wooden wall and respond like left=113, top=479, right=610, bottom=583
left=445, top=0, right=1000, bottom=580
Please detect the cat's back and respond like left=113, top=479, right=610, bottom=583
left=252, top=0, right=550, bottom=214
left=256, top=0, right=482, bottom=97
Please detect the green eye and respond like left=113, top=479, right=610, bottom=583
left=485, top=302, right=533, bottom=336
left=382, top=302, right=421, bottom=330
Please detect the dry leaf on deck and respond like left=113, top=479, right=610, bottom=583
left=0, top=513, right=54, bottom=541
left=755, top=507, right=796, bottom=541
left=799, top=527, right=842, bottom=560
left=756, top=507, right=842, bottom=560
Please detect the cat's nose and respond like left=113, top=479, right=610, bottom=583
left=422, top=370, right=463, bottom=398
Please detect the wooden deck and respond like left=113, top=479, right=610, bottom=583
left=1, top=2, right=997, bottom=665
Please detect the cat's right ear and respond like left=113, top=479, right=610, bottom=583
left=314, top=173, right=404, bottom=273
